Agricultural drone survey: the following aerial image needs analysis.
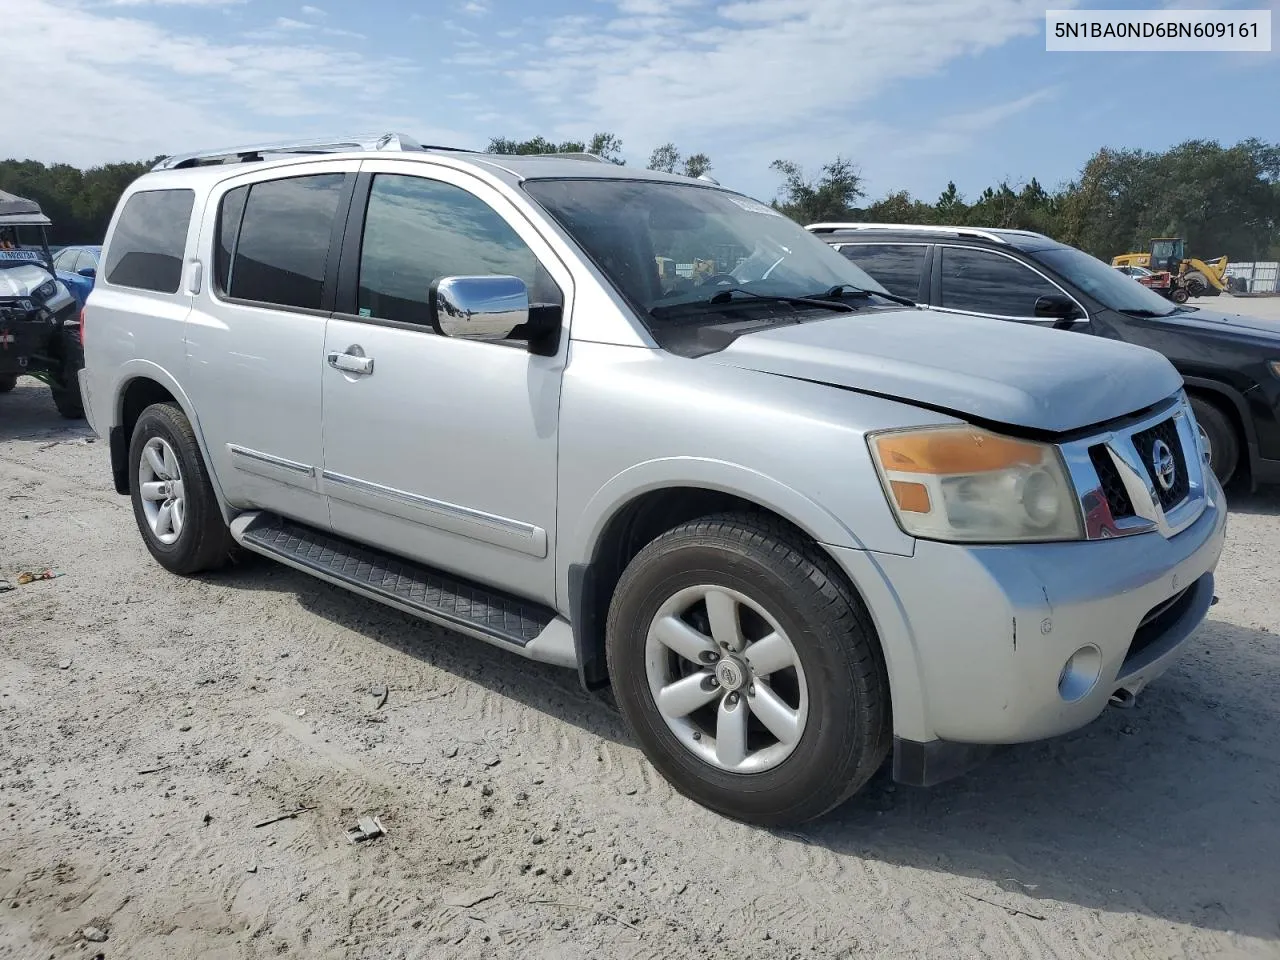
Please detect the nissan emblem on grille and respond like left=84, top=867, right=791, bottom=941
left=1151, top=438, right=1177, bottom=492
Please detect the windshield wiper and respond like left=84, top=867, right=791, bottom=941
left=650, top=287, right=854, bottom=318
left=1119, top=308, right=1174, bottom=318
left=812, top=283, right=918, bottom=308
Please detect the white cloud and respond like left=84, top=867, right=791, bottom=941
left=4, top=0, right=417, bottom=166
left=883, top=88, right=1061, bottom=162
left=459, top=0, right=490, bottom=15
left=300, top=4, right=325, bottom=15
left=509, top=0, right=1077, bottom=163
left=105, top=0, right=246, bottom=5
left=259, top=14, right=365, bottom=39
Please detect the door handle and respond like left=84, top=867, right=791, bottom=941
left=328, top=351, right=374, bottom=375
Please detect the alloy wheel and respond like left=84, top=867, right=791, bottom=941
left=137, top=436, right=185, bottom=545
left=644, top=584, right=809, bottom=774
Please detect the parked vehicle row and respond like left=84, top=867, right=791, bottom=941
left=808, top=222, right=1280, bottom=490
left=0, top=190, right=85, bottom=416
left=79, top=134, right=1227, bottom=825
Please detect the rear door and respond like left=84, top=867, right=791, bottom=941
left=831, top=242, right=930, bottom=301
left=184, top=160, right=357, bottom=529
left=932, top=245, right=1087, bottom=327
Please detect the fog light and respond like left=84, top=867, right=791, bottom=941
left=1058, top=645, right=1102, bottom=702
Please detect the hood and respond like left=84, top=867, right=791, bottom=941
left=703, top=307, right=1184, bottom=434
left=1159, top=303, right=1280, bottom=339
left=0, top=263, right=53, bottom=299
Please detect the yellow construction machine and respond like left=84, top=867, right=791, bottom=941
left=1111, top=238, right=1229, bottom=299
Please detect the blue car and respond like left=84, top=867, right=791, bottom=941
left=52, top=244, right=101, bottom=308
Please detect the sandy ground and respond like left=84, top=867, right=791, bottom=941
left=2, top=301, right=1280, bottom=959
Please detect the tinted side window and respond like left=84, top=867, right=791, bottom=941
left=357, top=174, right=550, bottom=326
left=940, top=247, right=1061, bottom=317
left=215, top=185, right=248, bottom=295
left=104, top=189, right=194, bottom=293
left=837, top=244, right=925, bottom=299
left=229, top=174, right=346, bottom=310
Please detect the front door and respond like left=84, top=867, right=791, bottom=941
left=319, top=161, right=573, bottom=604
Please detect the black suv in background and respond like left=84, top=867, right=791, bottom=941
left=808, top=223, right=1280, bottom=489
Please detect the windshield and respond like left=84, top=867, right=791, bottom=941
left=522, top=179, right=891, bottom=327
left=1035, top=246, right=1176, bottom=316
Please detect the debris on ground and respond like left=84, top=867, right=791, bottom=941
left=16, top=569, right=63, bottom=585
left=295, top=708, right=306, bottom=717
left=253, top=807, right=314, bottom=829
left=0, top=579, right=13, bottom=592
left=58, top=658, right=72, bottom=670
left=369, top=683, right=388, bottom=711
left=345, top=815, right=385, bottom=844
left=444, top=885, right=499, bottom=908
left=82, top=926, right=109, bottom=943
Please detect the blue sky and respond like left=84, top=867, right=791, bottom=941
left=11, top=0, right=1279, bottom=207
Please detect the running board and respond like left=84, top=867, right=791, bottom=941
left=229, top=512, right=575, bottom=668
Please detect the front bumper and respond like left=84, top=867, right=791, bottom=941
left=831, top=477, right=1227, bottom=754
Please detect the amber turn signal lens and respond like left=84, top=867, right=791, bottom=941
left=889, top=480, right=931, bottom=514
left=874, top=428, right=1043, bottom=475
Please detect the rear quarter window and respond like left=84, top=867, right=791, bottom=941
left=103, top=189, right=195, bottom=293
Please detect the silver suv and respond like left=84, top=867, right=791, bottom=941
left=80, top=133, right=1227, bottom=825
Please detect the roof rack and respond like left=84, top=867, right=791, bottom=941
left=151, top=132, right=457, bottom=170
left=804, top=222, right=1011, bottom=245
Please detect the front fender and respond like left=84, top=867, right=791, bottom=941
left=567, top=456, right=869, bottom=572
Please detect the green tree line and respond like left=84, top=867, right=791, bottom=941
left=4, top=136, right=1277, bottom=262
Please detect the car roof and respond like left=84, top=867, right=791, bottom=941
left=805, top=222, right=1067, bottom=253
left=133, top=133, right=721, bottom=194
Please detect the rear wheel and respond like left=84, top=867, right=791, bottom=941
left=128, top=402, right=236, bottom=575
left=1184, top=271, right=1209, bottom=298
left=1189, top=395, right=1240, bottom=487
left=0, top=375, right=16, bottom=393
left=606, top=514, right=891, bottom=826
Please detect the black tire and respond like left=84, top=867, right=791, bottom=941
left=606, top=513, right=891, bottom=826
left=1184, top=271, right=1208, bottom=298
left=50, top=375, right=84, bottom=419
left=50, top=326, right=85, bottom=419
left=128, top=401, right=236, bottom=575
left=0, top=374, right=16, bottom=393
left=1189, top=395, right=1240, bottom=487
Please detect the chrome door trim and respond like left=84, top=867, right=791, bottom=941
left=934, top=244, right=1090, bottom=324
left=321, top=470, right=548, bottom=558
left=227, top=443, right=318, bottom=489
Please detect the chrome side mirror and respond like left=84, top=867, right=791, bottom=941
left=429, top=275, right=529, bottom=342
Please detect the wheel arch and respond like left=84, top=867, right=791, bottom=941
left=1182, top=376, right=1256, bottom=485
left=110, top=362, right=231, bottom=517
left=564, top=461, right=907, bottom=719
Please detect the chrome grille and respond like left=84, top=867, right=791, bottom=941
left=1060, top=393, right=1210, bottom=541
left=1132, top=417, right=1189, bottom=510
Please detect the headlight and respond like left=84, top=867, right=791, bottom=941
left=35, top=280, right=57, bottom=301
left=869, top=425, right=1084, bottom=543
left=1269, top=360, right=1280, bottom=380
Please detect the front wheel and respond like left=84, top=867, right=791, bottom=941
left=128, top=402, right=236, bottom=575
left=1189, top=395, right=1240, bottom=488
left=606, top=514, right=891, bottom=826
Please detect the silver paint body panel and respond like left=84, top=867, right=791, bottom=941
left=82, top=150, right=1224, bottom=748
